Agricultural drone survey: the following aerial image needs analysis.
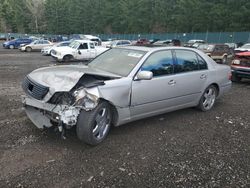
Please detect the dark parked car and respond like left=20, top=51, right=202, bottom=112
left=231, top=52, right=250, bottom=82
left=3, top=38, right=32, bottom=49
left=198, top=44, right=234, bottom=64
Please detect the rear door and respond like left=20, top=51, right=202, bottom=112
left=171, top=49, right=209, bottom=104
left=88, top=42, right=97, bottom=58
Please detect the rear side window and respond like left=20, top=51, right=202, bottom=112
left=89, top=43, right=95, bottom=49
left=197, top=55, right=208, bottom=70
left=174, top=50, right=199, bottom=73
left=141, top=50, right=174, bottom=77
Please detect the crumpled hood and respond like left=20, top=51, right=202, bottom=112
left=28, top=65, right=120, bottom=92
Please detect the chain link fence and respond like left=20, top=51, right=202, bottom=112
left=1, top=32, right=250, bottom=43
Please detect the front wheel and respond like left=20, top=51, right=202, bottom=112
left=198, top=85, right=217, bottom=111
left=76, top=101, right=112, bottom=145
left=63, top=55, right=73, bottom=62
left=26, top=47, right=32, bottom=52
left=9, top=45, right=14, bottom=49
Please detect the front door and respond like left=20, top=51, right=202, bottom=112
left=75, top=43, right=90, bottom=60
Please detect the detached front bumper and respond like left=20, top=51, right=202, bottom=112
left=21, top=95, right=80, bottom=129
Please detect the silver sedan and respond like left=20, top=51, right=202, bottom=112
left=21, top=46, right=231, bottom=145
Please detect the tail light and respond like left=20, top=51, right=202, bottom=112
left=228, top=72, right=232, bottom=80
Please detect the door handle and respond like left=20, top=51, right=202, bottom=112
left=200, top=74, right=207, bottom=79
left=168, top=80, right=176, bottom=85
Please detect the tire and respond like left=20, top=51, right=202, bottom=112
left=76, top=101, right=112, bottom=145
left=222, top=56, right=227, bottom=64
left=9, top=45, right=14, bottom=49
left=26, top=47, right=32, bottom=52
left=63, top=55, right=73, bottom=62
left=231, top=74, right=241, bottom=82
left=197, top=85, right=217, bottom=112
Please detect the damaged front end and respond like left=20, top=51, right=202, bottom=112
left=21, top=74, right=106, bottom=135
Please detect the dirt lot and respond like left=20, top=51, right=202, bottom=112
left=0, top=45, right=249, bottom=188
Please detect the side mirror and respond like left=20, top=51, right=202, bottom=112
left=78, top=50, right=81, bottom=55
left=136, top=71, right=153, bottom=80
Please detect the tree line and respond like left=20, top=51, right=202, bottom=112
left=0, top=0, right=250, bottom=35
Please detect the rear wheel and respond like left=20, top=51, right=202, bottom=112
left=198, top=85, right=217, bottom=111
left=26, top=47, right=32, bottom=52
left=76, top=101, right=112, bottom=145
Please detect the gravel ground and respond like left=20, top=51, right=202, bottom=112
left=0, top=45, right=249, bottom=188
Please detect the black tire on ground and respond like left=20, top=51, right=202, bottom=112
left=197, top=85, right=217, bottom=112
left=63, top=55, right=73, bottom=62
left=26, top=47, right=32, bottom=52
left=76, top=101, right=112, bottom=145
left=231, top=74, right=241, bottom=82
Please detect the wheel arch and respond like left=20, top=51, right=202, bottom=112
left=25, top=46, right=32, bottom=51
left=210, top=83, right=220, bottom=97
left=99, top=98, right=119, bottom=126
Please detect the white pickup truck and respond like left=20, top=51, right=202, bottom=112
left=51, top=40, right=108, bottom=62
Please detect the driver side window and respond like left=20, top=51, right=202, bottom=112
left=141, top=50, right=174, bottom=77
left=78, top=43, right=88, bottom=50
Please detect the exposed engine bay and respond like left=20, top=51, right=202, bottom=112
left=22, top=73, right=118, bottom=138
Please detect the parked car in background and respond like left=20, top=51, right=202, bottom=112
left=41, top=41, right=71, bottom=56
left=185, top=39, right=205, bottom=48
left=136, top=38, right=150, bottom=45
left=198, top=44, right=233, bottom=64
left=0, top=34, right=7, bottom=41
left=106, top=40, right=132, bottom=48
left=234, top=43, right=250, bottom=53
left=225, top=43, right=237, bottom=49
left=191, top=42, right=203, bottom=49
left=3, top=38, right=32, bottom=49
left=51, top=40, right=108, bottom=62
left=231, top=51, right=250, bottom=82
left=153, top=39, right=181, bottom=46
left=153, top=39, right=172, bottom=45
left=20, top=40, right=53, bottom=52
left=21, top=46, right=231, bottom=145
left=70, top=34, right=102, bottom=46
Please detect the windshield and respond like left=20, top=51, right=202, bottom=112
left=241, top=44, right=250, bottom=49
left=30, top=40, right=38, bottom=45
left=89, top=48, right=146, bottom=77
left=69, top=41, right=80, bottom=49
left=198, top=44, right=214, bottom=51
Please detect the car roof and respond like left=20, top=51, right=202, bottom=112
left=75, top=39, right=94, bottom=43
left=119, top=45, right=200, bottom=53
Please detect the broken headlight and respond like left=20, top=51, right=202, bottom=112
left=73, top=87, right=99, bottom=110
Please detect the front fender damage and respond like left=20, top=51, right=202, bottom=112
left=22, top=86, right=101, bottom=131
